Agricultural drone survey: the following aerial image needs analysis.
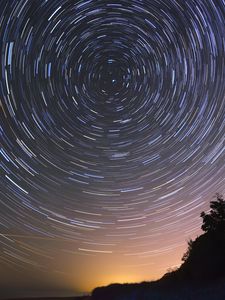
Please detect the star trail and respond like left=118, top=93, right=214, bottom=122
left=0, top=0, right=224, bottom=297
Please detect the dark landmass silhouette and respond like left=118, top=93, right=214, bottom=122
left=92, top=194, right=225, bottom=300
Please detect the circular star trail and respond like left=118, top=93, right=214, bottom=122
left=0, top=0, right=224, bottom=290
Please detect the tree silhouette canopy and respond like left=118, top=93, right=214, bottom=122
left=201, top=194, right=225, bottom=233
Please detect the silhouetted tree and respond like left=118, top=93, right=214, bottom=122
left=200, top=194, right=225, bottom=233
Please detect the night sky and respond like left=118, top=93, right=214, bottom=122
left=0, top=0, right=224, bottom=298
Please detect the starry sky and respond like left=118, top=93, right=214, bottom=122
left=0, top=0, right=225, bottom=298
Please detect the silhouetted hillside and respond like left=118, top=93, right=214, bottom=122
left=92, top=280, right=225, bottom=300
left=92, top=194, right=225, bottom=300
left=169, top=194, right=225, bottom=282
left=178, top=232, right=225, bottom=281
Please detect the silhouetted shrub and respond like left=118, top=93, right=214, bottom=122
left=182, top=239, right=194, bottom=262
